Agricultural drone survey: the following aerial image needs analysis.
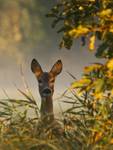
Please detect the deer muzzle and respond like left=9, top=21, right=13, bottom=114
left=42, top=88, right=52, bottom=97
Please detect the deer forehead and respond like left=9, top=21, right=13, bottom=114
left=39, top=72, right=55, bottom=82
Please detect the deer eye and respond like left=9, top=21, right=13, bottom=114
left=50, top=79, right=55, bottom=83
left=38, top=79, right=42, bottom=84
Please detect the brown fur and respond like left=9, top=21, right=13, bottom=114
left=31, top=58, right=63, bottom=122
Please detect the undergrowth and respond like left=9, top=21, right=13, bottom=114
left=0, top=71, right=113, bottom=150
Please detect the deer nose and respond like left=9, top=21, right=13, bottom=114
left=42, top=88, right=52, bottom=96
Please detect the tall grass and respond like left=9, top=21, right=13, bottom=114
left=0, top=73, right=113, bottom=150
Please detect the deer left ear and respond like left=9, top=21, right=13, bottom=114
left=31, top=59, right=43, bottom=78
left=50, top=60, right=63, bottom=76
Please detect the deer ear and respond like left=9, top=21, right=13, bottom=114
left=50, top=60, right=63, bottom=76
left=31, top=59, right=43, bottom=78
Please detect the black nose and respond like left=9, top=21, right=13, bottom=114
left=42, top=88, right=52, bottom=95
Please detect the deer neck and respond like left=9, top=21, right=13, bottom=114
left=40, top=96, right=54, bottom=122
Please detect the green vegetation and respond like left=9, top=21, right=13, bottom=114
left=1, top=75, right=113, bottom=149
left=0, top=84, right=85, bottom=150
left=0, top=0, right=113, bottom=149
left=47, top=0, right=113, bottom=58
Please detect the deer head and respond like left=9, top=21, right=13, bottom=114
left=31, top=58, right=63, bottom=121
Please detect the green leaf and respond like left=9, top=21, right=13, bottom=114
left=96, top=42, right=108, bottom=58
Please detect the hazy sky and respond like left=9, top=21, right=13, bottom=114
left=0, top=0, right=104, bottom=115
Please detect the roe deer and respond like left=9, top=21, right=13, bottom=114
left=31, top=58, right=63, bottom=124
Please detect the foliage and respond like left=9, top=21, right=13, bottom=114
left=47, top=0, right=113, bottom=149
left=61, top=58, right=113, bottom=149
left=47, top=0, right=113, bottom=58
left=1, top=0, right=113, bottom=149
left=71, top=59, right=113, bottom=99
left=1, top=77, right=113, bottom=149
left=63, top=87, right=113, bottom=149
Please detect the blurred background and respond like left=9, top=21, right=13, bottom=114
left=0, top=0, right=102, bottom=114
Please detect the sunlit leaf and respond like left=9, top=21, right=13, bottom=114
left=71, top=78, right=91, bottom=88
left=94, top=79, right=105, bottom=93
left=89, top=34, right=96, bottom=51
left=106, top=58, right=113, bottom=71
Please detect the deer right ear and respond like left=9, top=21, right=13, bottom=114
left=31, top=59, right=43, bottom=78
left=50, top=60, right=63, bottom=77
